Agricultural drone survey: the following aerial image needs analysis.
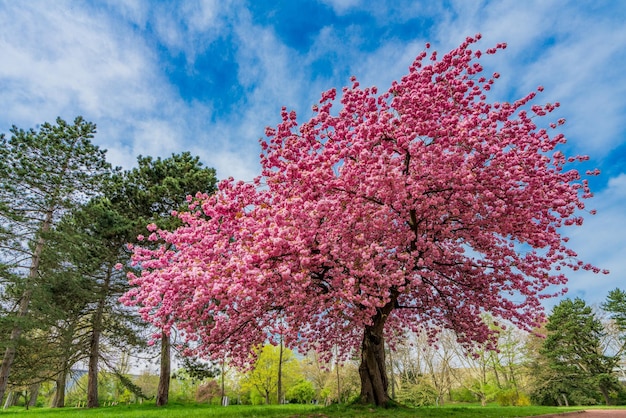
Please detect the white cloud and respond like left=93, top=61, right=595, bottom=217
left=0, top=2, right=165, bottom=133
left=104, top=0, right=149, bottom=28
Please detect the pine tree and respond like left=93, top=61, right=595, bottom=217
left=539, top=298, right=619, bottom=405
left=0, top=117, right=112, bottom=403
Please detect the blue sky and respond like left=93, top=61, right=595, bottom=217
left=1, top=0, right=625, bottom=309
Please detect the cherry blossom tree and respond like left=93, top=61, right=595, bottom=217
left=121, top=35, right=605, bottom=406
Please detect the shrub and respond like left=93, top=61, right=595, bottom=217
left=450, top=387, right=477, bottom=403
left=495, top=388, right=532, bottom=406
left=396, top=381, right=438, bottom=407
left=286, top=380, right=316, bottom=404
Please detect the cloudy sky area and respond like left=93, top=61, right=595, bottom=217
left=1, top=0, right=624, bottom=309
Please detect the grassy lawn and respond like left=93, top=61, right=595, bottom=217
left=0, top=402, right=591, bottom=417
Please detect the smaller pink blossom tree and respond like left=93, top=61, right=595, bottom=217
left=121, top=35, right=605, bottom=406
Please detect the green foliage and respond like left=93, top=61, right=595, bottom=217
left=241, top=344, right=303, bottom=405
left=495, top=388, right=531, bottom=406
left=134, top=371, right=159, bottom=399
left=286, top=380, right=316, bottom=404
left=396, top=380, right=438, bottom=406
left=181, top=357, right=219, bottom=382
left=110, top=151, right=217, bottom=234
left=0, top=117, right=114, bottom=400
left=529, top=298, right=620, bottom=406
left=604, top=288, right=626, bottom=335
left=450, top=387, right=478, bottom=403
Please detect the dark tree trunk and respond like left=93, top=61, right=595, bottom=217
left=0, top=211, right=53, bottom=402
left=51, top=369, right=67, bottom=408
left=358, top=297, right=396, bottom=406
left=277, top=337, right=283, bottom=404
left=0, top=296, right=28, bottom=403
left=358, top=324, right=389, bottom=406
left=156, top=332, right=170, bottom=406
left=88, top=266, right=112, bottom=408
left=87, top=325, right=100, bottom=408
left=28, top=383, right=39, bottom=408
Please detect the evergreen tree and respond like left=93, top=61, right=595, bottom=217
left=0, top=117, right=112, bottom=403
left=86, top=152, right=217, bottom=407
left=535, top=298, right=619, bottom=405
left=603, top=288, right=626, bottom=336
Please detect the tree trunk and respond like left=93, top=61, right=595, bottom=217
left=358, top=298, right=395, bottom=406
left=0, top=211, right=53, bottom=402
left=156, top=331, right=170, bottom=406
left=28, top=383, right=39, bottom=408
left=0, top=292, right=30, bottom=403
left=277, top=337, right=283, bottom=404
left=359, top=323, right=389, bottom=406
left=87, top=324, right=100, bottom=408
left=88, top=266, right=113, bottom=408
left=3, top=391, right=14, bottom=409
left=336, top=354, right=341, bottom=403
left=51, top=369, right=67, bottom=408
left=220, top=358, right=226, bottom=406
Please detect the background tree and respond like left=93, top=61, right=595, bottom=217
left=122, top=36, right=603, bottom=406
left=286, top=380, right=316, bottom=404
left=242, top=344, right=302, bottom=405
left=603, top=288, right=626, bottom=355
left=603, top=289, right=626, bottom=331
left=532, top=298, right=619, bottom=405
left=62, top=152, right=217, bottom=408
left=0, top=117, right=111, bottom=404
left=64, top=198, right=139, bottom=408
left=111, top=152, right=217, bottom=407
left=400, top=329, right=455, bottom=406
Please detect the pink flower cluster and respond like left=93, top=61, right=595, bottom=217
left=120, top=35, right=602, bottom=366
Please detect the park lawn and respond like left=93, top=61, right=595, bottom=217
left=0, top=402, right=588, bottom=417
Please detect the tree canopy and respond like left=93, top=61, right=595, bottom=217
left=121, top=35, right=603, bottom=406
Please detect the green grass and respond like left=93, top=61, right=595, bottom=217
left=0, top=402, right=591, bottom=417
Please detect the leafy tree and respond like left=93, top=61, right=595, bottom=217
left=122, top=36, right=603, bottom=406
left=286, top=380, right=315, bottom=404
left=533, top=298, right=619, bottom=405
left=111, top=152, right=217, bottom=407
left=0, top=117, right=111, bottom=403
left=195, top=379, right=221, bottom=403
left=52, top=152, right=217, bottom=409
left=242, top=344, right=302, bottom=404
left=56, top=197, right=138, bottom=409
left=603, top=288, right=626, bottom=341
left=601, top=288, right=626, bottom=384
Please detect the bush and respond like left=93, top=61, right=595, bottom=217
left=495, top=388, right=531, bottom=406
left=196, top=380, right=221, bottom=403
left=450, top=387, right=477, bottom=403
left=396, top=381, right=438, bottom=407
left=286, top=380, right=316, bottom=404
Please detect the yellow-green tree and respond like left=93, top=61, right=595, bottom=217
left=242, top=344, right=302, bottom=404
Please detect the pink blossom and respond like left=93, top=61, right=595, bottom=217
left=120, top=36, right=602, bottom=378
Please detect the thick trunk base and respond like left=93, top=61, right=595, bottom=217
left=358, top=321, right=390, bottom=406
